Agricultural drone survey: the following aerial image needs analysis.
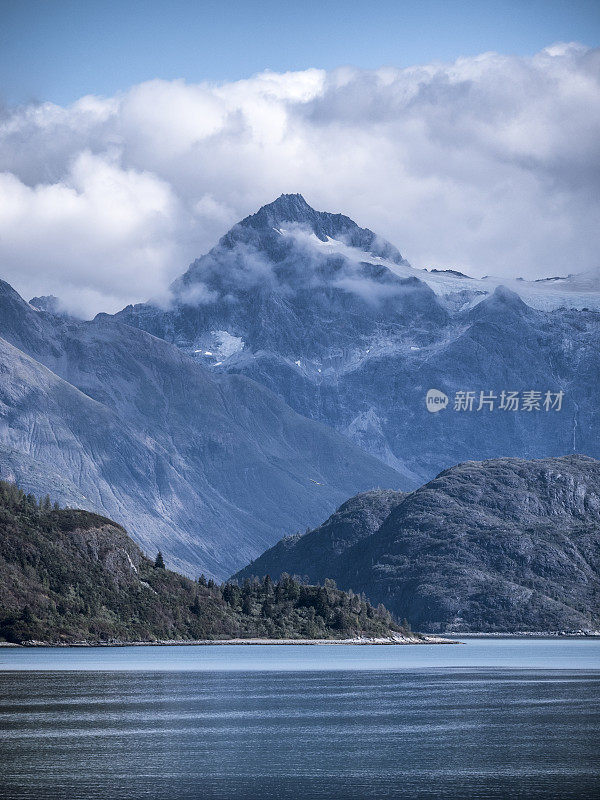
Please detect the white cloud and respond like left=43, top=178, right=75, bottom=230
left=0, top=45, right=598, bottom=316
left=0, top=151, right=187, bottom=316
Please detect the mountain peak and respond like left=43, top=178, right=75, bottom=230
left=491, top=285, right=528, bottom=305
left=467, top=284, right=532, bottom=320
left=0, top=278, right=24, bottom=300
left=267, top=193, right=311, bottom=213
left=29, top=295, right=62, bottom=314
left=227, top=194, right=407, bottom=265
left=241, top=193, right=323, bottom=229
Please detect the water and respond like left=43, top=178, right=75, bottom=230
left=1, top=639, right=599, bottom=799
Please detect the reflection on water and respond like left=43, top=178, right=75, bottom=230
left=0, top=640, right=599, bottom=799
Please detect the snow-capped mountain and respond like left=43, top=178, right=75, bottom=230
left=114, top=195, right=600, bottom=484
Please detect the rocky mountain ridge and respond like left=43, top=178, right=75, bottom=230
left=235, top=455, right=600, bottom=632
left=114, top=195, right=600, bottom=484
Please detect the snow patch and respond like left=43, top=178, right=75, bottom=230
left=281, top=222, right=600, bottom=311
left=211, top=330, right=245, bottom=359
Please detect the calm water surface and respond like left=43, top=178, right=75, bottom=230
left=0, top=639, right=599, bottom=800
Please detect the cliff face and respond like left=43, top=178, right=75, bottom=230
left=235, top=455, right=600, bottom=632
left=0, top=487, right=151, bottom=642
left=3, top=195, right=599, bottom=580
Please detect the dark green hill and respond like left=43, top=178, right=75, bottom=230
left=235, top=455, right=600, bottom=632
left=242, top=490, right=406, bottom=585
left=0, top=481, right=405, bottom=644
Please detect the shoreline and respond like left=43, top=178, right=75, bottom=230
left=1, top=634, right=458, bottom=648
left=3, top=631, right=597, bottom=647
left=439, top=631, right=600, bottom=639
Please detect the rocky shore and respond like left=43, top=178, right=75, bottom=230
left=1, top=633, right=457, bottom=647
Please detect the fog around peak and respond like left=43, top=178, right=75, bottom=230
left=0, top=44, right=598, bottom=317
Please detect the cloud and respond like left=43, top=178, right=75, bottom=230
left=0, top=44, right=598, bottom=316
left=175, top=224, right=432, bottom=309
left=0, top=151, right=188, bottom=316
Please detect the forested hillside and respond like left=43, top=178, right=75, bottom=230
left=0, top=481, right=405, bottom=644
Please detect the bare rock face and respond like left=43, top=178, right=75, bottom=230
left=2, top=195, right=599, bottom=592
left=0, top=279, right=402, bottom=580
left=235, top=455, right=600, bottom=632
left=68, top=525, right=141, bottom=587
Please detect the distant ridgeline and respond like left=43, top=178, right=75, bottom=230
left=0, top=481, right=406, bottom=644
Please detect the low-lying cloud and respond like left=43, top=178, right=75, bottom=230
left=0, top=43, right=598, bottom=317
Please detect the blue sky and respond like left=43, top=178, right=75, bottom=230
left=1, top=0, right=599, bottom=105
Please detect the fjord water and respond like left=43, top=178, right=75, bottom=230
left=1, top=640, right=599, bottom=800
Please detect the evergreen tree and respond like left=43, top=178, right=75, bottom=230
left=190, top=595, right=202, bottom=615
left=261, top=597, right=274, bottom=618
left=242, top=595, right=253, bottom=615
left=154, top=551, right=166, bottom=569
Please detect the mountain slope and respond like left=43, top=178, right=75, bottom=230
left=235, top=455, right=600, bottom=632
left=114, top=195, right=600, bottom=484
left=0, top=279, right=403, bottom=579
left=242, top=489, right=406, bottom=586
left=0, top=481, right=405, bottom=644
